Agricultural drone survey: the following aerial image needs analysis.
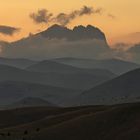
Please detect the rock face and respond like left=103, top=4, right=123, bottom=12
left=40, top=24, right=107, bottom=41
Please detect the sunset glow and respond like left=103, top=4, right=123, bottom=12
left=0, top=0, right=140, bottom=45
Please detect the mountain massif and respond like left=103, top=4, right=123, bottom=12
left=40, top=24, right=107, bottom=42
left=0, top=24, right=110, bottom=59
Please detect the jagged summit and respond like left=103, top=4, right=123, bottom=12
left=40, top=24, right=106, bottom=41
left=41, top=24, right=72, bottom=39
left=73, top=25, right=86, bottom=32
left=5, top=24, right=109, bottom=60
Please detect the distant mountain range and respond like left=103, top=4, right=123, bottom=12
left=0, top=57, right=139, bottom=107
left=0, top=56, right=139, bottom=75
left=0, top=81, right=79, bottom=106
left=26, top=60, right=115, bottom=77
left=0, top=57, right=36, bottom=68
left=0, top=62, right=115, bottom=90
left=76, top=68, right=140, bottom=105
left=53, top=57, right=140, bottom=74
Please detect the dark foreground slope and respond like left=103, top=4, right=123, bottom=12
left=77, top=68, right=140, bottom=105
left=0, top=106, right=106, bottom=130
left=0, top=106, right=90, bottom=129
left=31, top=103, right=140, bottom=140
left=0, top=103, right=140, bottom=140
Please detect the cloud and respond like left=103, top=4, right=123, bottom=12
left=112, top=43, right=132, bottom=51
left=53, top=6, right=102, bottom=26
left=0, top=25, right=20, bottom=36
left=126, top=43, right=140, bottom=63
left=108, top=43, right=140, bottom=63
left=30, top=9, right=53, bottom=24
left=128, top=44, right=140, bottom=53
left=30, top=6, right=102, bottom=26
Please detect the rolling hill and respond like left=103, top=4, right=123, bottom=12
left=53, top=57, right=140, bottom=74
left=0, top=81, right=80, bottom=107
left=26, top=60, right=115, bottom=77
left=0, top=103, right=140, bottom=140
left=77, top=68, right=140, bottom=105
left=0, top=57, right=37, bottom=68
left=0, top=105, right=106, bottom=129
left=30, top=103, right=140, bottom=140
left=0, top=64, right=115, bottom=90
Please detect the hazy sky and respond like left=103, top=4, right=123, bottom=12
left=0, top=0, right=140, bottom=45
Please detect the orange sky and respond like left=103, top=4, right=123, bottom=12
left=0, top=0, right=140, bottom=45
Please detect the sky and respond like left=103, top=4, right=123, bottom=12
left=0, top=0, right=140, bottom=45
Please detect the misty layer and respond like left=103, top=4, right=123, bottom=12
left=0, top=25, right=20, bottom=36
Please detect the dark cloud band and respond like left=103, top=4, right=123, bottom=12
left=30, top=6, right=102, bottom=26
left=30, top=9, right=53, bottom=24
left=0, top=25, right=20, bottom=36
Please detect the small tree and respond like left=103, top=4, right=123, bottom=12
left=7, top=132, right=11, bottom=136
left=24, top=130, right=28, bottom=135
left=36, top=128, right=40, bottom=132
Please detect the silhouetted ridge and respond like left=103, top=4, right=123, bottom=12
left=41, top=24, right=72, bottom=39
left=0, top=57, right=36, bottom=68
left=10, top=97, right=55, bottom=108
left=86, top=25, right=106, bottom=40
left=41, top=24, right=106, bottom=41
left=77, top=68, right=140, bottom=105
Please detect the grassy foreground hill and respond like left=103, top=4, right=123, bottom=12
left=0, top=103, right=140, bottom=140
